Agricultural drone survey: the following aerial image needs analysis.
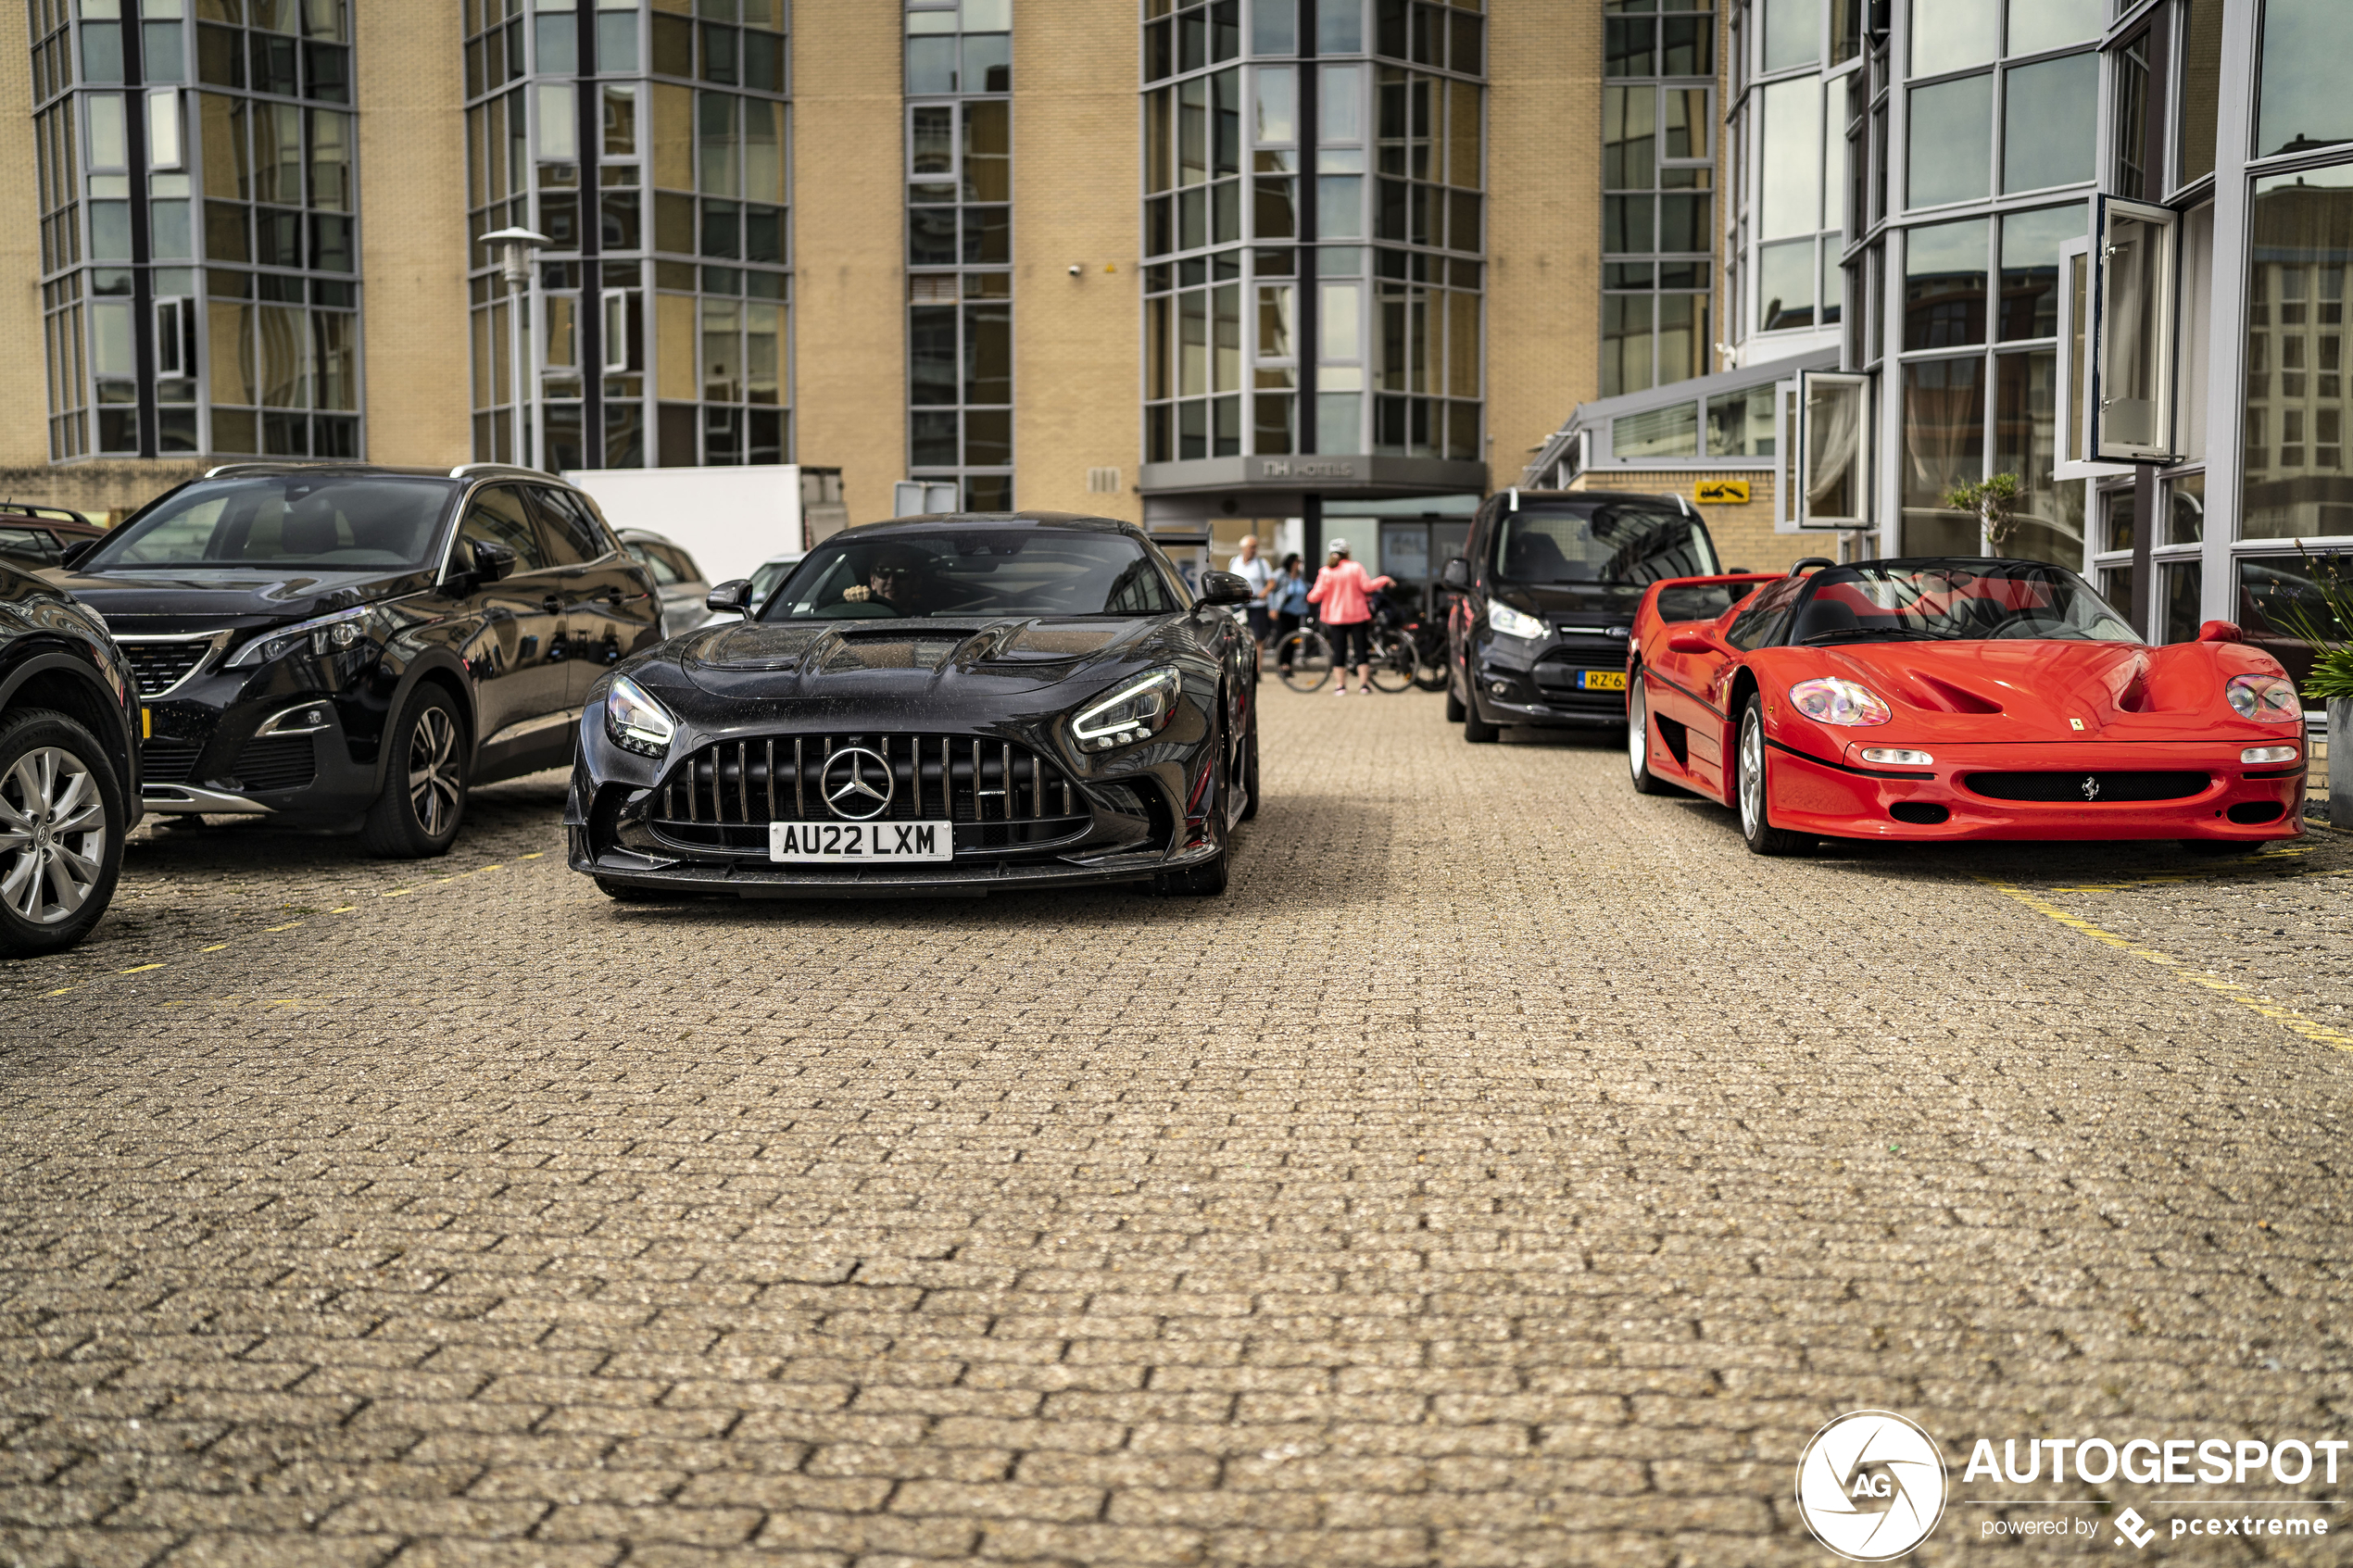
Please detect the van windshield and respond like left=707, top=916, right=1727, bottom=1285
left=87, top=476, right=459, bottom=571
left=1491, top=503, right=1719, bottom=588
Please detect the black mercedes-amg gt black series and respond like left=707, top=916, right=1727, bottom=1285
left=567, top=513, right=1261, bottom=899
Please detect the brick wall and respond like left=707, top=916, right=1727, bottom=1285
left=355, top=0, right=472, bottom=469
left=0, top=34, right=45, bottom=470
left=791, top=6, right=908, bottom=527
left=1010, top=0, right=1141, bottom=524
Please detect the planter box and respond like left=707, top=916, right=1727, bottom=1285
left=2334, top=697, right=2353, bottom=830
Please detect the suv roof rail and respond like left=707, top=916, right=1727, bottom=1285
left=447, top=462, right=560, bottom=481
left=0, top=500, right=94, bottom=526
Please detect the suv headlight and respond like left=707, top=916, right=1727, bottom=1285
left=223, top=603, right=384, bottom=669
left=2225, top=672, right=2302, bottom=722
left=1487, top=601, right=1546, bottom=640
left=1070, top=668, right=1183, bottom=754
left=1789, top=676, right=1893, bottom=726
left=604, top=674, right=675, bottom=757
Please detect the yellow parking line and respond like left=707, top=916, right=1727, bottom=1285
left=119, top=963, right=164, bottom=974
left=1979, top=877, right=2353, bottom=1053
left=263, top=922, right=301, bottom=932
left=200, top=943, right=229, bottom=952
left=330, top=905, right=356, bottom=913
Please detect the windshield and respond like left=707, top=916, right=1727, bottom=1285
left=1786, top=561, right=2143, bottom=645
left=1491, top=503, right=1718, bottom=589
left=758, top=530, right=1184, bottom=621
left=88, top=476, right=458, bottom=571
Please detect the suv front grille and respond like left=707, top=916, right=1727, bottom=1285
left=649, top=734, right=1089, bottom=854
left=118, top=637, right=220, bottom=697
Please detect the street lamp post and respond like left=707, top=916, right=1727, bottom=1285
left=481, top=227, right=550, bottom=468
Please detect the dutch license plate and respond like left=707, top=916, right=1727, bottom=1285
left=1579, top=670, right=1628, bottom=692
left=769, top=820, right=954, bottom=862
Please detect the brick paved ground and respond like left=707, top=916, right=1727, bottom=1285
left=4, top=686, right=2351, bottom=1567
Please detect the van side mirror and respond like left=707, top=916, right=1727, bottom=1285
left=706, top=578, right=754, bottom=617
left=1440, top=557, right=1470, bottom=590
left=470, top=539, right=518, bottom=583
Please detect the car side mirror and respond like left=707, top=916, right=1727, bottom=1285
left=1440, top=557, right=1470, bottom=590
left=706, top=578, right=754, bottom=617
left=1196, top=569, right=1255, bottom=608
left=471, top=539, right=519, bottom=583
left=1667, top=629, right=1718, bottom=655
left=2196, top=620, right=2245, bottom=643
left=59, top=538, right=100, bottom=570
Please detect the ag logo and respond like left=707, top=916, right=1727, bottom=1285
left=1795, top=1411, right=1947, bottom=1562
left=822, top=746, right=895, bottom=819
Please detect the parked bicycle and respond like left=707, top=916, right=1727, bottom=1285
left=1276, top=617, right=1417, bottom=693
left=1374, top=587, right=1451, bottom=692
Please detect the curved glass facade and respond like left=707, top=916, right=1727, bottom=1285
left=1141, top=0, right=1485, bottom=466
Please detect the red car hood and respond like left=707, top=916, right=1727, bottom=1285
left=1798, top=638, right=2284, bottom=744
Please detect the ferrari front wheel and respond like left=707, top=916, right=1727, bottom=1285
left=1735, top=696, right=1813, bottom=857
left=1627, top=673, right=1667, bottom=796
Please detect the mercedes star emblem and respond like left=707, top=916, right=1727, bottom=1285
left=822, top=745, right=895, bottom=819
left=2081, top=775, right=2100, bottom=801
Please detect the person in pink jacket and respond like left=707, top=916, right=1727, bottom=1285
left=1305, top=539, right=1394, bottom=696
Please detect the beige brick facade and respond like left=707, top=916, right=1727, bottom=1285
left=1008, top=0, right=1141, bottom=526
left=0, top=35, right=45, bottom=474
left=790, top=3, right=907, bottom=529
left=1, top=6, right=1670, bottom=536
left=354, top=0, right=472, bottom=470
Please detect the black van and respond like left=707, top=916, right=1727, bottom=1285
left=1439, top=489, right=1722, bottom=742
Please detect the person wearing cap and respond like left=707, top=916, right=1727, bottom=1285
left=1305, top=539, right=1394, bottom=696
left=840, top=543, right=936, bottom=615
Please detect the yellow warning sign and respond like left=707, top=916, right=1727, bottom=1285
left=1695, top=480, right=1751, bottom=505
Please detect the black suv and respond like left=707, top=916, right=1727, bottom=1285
left=1441, top=489, right=1722, bottom=742
left=54, top=463, right=659, bottom=857
left=0, top=558, right=142, bottom=955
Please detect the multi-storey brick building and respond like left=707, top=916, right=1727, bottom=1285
left=11, top=3, right=1825, bottom=586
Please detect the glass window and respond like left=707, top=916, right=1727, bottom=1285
left=94, top=475, right=459, bottom=570
left=1906, top=74, right=1990, bottom=207
left=1994, top=349, right=2084, bottom=568
left=1996, top=203, right=2082, bottom=342
left=1909, top=0, right=1994, bottom=77
left=1758, top=236, right=1814, bottom=331
left=2001, top=54, right=2094, bottom=194
left=2257, top=0, right=2353, bottom=160
left=2159, top=558, right=2202, bottom=643
left=1905, top=216, right=1988, bottom=350
left=2242, top=165, right=2351, bottom=540
left=2177, top=0, right=2223, bottom=185
left=2236, top=551, right=2353, bottom=691
left=1761, top=0, right=1818, bottom=74
left=2005, top=0, right=2098, bottom=56
left=459, top=484, right=548, bottom=571
left=1707, top=384, right=1777, bottom=458
left=1759, top=77, right=1818, bottom=238
left=528, top=486, right=609, bottom=563
left=1900, top=356, right=1985, bottom=554
left=1612, top=401, right=1699, bottom=458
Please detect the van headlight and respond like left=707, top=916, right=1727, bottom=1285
left=1487, top=601, right=1546, bottom=640
left=1070, top=668, right=1183, bottom=754
left=604, top=674, right=676, bottom=757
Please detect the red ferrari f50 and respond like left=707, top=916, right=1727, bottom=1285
left=1626, top=558, right=2309, bottom=855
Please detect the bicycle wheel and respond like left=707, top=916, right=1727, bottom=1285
left=1410, top=633, right=1450, bottom=691
left=1367, top=632, right=1417, bottom=693
left=1276, top=630, right=1333, bottom=691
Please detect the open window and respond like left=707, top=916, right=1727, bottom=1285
left=1796, top=370, right=1870, bottom=529
left=2092, top=196, right=2179, bottom=463
left=2056, top=233, right=2133, bottom=479
left=600, top=288, right=631, bottom=374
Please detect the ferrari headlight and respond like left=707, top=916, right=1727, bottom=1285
left=2225, top=672, right=2302, bottom=722
left=1071, top=667, right=1183, bottom=754
left=223, top=604, right=383, bottom=669
left=604, top=673, right=675, bottom=758
left=1789, top=676, right=1893, bottom=726
left=1487, top=600, right=1547, bottom=640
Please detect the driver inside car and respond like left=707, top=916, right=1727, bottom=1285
left=839, top=545, right=937, bottom=615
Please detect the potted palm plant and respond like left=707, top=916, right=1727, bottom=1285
left=2279, top=554, right=2353, bottom=828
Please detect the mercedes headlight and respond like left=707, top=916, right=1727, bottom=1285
left=1487, top=600, right=1546, bottom=640
left=1789, top=676, right=1893, bottom=726
left=604, top=673, right=675, bottom=757
left=2225, top=672, right=2302, bottom=722
left=223, top=604, right=384, bottom=669
left=1071, top=668, right=1183, bottom=754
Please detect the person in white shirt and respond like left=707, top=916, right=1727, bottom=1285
left=1227, top=533, right=1276, bottom=647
